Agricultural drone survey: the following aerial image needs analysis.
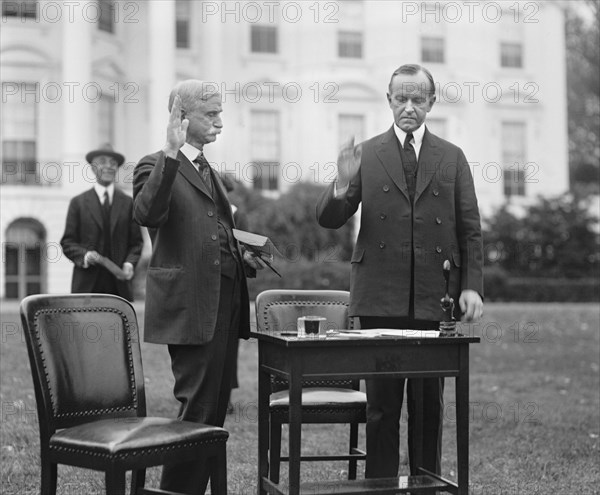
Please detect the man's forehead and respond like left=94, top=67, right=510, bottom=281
left=199, top=95, right=222, bottom=110
left=389, top=74, right=432, bottom=95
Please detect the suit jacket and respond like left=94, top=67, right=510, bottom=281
left=317, top=126, right=483, bottom=321
left=132, top=150, right=251, bottom=345
left=60, top=187, right=144, bottom=301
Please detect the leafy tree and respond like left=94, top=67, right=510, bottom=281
left=483, top=194, right=599, bottom=278
left=252, top=182, right=354, bottom=263
left=566, top=0, right=600, bottom=194
left=228, top=181, right=354, bottom=263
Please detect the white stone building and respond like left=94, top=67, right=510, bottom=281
left=0, top=0, right=569, bottom=299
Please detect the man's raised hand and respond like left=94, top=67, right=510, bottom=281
left=163, top=94, right=189, bottom=158
left=336, top=136, right=362, bottom=190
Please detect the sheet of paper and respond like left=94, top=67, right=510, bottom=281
left=334, top=330, right=382, bottom=338
left=377, top=329, right=440, bottom=338
left=334, top=329, right=440, bottom=338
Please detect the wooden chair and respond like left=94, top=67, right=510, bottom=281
left=255, top=289, right=367, bottom=483
left=20, top=293, right=228, bottom=495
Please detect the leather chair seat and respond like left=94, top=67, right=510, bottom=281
left=270, top=388, right=367, bottom=423
left=270, top=388, right=366, bottom=409
left=51, top=417, right=228, bottom=458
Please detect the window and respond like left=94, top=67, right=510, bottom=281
left=98, top=0, right=114, bottom=33
left=421, top=36, right=445, bottom=64
left=2, top=0, right=37, bottom=19
left=98, top=95, right=115, bottom=145
left=338, top=114, right=365, bottom=148
left=1, top=82, right=38, bottom=186
left=500, top=42, right=523, bottom=68
left=250, top=111, right=279, bottom=191
left=176, top=0, right=191, bottom=48
left=502, top=122, right=526, bottom=197
left=251, top=25, right=278, bottom=54
left=4, top=218, right=46, bottom=299
left=338, top=31, right=363, bottom=59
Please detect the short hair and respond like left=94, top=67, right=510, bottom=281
left=388, top=64, right=436, bottom=95
left=168, top=80, right=221, bottom=114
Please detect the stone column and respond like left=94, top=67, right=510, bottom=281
left=61, top=11, right=94, bottom=193
left=147, top=1, right=176, bottom=149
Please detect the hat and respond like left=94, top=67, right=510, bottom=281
left=85, top=143, right=125, bottom=166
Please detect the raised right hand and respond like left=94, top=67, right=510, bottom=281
left=162, top=94, right=189, bottom=158
left=336, top=136, right=362, bottom=189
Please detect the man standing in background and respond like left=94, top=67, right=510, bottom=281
left=61, top=143, right=143, bottom=301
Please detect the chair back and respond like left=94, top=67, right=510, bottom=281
left=20, top=294, right=146, bottom=443
left=255, top=289, right=355, bottom=391
left=256, top=289, right=353, bottom=334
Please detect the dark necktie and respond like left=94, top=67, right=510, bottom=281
left=194, top=152, right=213, bottom=196
left=102, top=191, right=112, bottom=256
left=403, top=133, right=417, bottom=169
left=402, top=133, right=418, bottom=202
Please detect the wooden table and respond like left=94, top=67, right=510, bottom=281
left=252, top=330, right=480, bottom=495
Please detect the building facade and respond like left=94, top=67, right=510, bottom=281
left=1, top=0, right=569, bottom=299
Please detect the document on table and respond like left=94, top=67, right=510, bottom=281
left=335, top=330, right=380, bottom=338
left=335, top=329, right=440, bottom=338
left=377, top=329, right=440, bottom=338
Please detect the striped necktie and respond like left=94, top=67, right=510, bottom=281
left=194, top=152, right=213, bottom=195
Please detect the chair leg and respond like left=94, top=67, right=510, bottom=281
left=209, top=446, right=228, bottom=495
left=348, top=422, right=359, bottom=480
left=40, top=458, right=57, bottom=495
left=130, top=469, right=146, bottom=495
left=269, top=419, right=282, bottom=484
left=105, top=468, right=127, bottom=495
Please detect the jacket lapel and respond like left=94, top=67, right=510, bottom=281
left=177, top=150, right=213, bottom=199
left=84, top=189, right=104, bottom=229
left=375, top=126, right=409, bottom=200
left=414, top=128, right=443, bottom=203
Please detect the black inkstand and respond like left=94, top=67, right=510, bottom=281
left=439, top=260, right=458, bottom=337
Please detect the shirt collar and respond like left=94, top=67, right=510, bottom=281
left=94, top=183, right=114, bottom=202
left=393, top=123, right=426, bottom=147
left=181, top=142, right=210, bottom=166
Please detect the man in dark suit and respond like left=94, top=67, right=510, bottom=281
left=133, top=80, right=263, bottom=494
left=60, top=144, right=144, bottom=301
left=317, top=64, right=484, bottom=485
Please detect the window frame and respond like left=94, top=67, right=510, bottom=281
left=338, top=30, right=363, bottom=59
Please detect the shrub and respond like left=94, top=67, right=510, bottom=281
left=483, top=265, right=509, bottom=301
left=247, top=257, right=350, bottom=300
left=502, top=277, right=600, bottom=302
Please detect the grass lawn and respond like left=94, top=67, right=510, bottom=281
left=1, top=302, right=599, bottom=494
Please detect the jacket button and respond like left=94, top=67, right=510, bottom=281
left=436, top=246, right=442, bottom=253
left=379, top=242, right=386, bottom=249
left=214, top=260, right=220, bottom=266
left=211, top=234, right=217, bottom=240
left=433, top=189, right=439, bottom=196
left=383, top=185, right=390, bottom=192
left=207, top=211, right=214, bottom=217
left=380, top=213, right=387, bottom=220
left=436, top=217, right=442, bottom=224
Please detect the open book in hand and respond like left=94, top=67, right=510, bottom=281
left=232, top=229, right=282, bottom=277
